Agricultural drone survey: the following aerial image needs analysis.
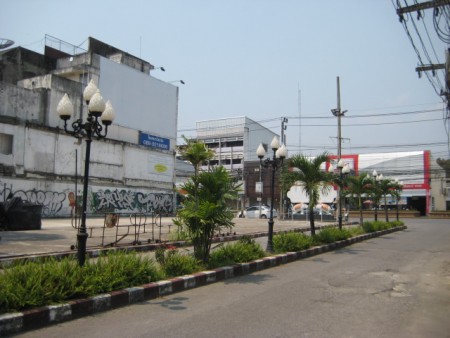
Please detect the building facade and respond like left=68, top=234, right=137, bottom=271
left=0, top=36, right=179, bottom=217
left=287, top=150, right=447, bottom=216
left=195, top=117, right=280, bottom=210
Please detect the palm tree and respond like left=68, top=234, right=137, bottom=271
left=378, top=177, right=397, bottom=222
left=343, top=173, right=371, bottom=225
left=177, top=135, right=215, bottom=177
left=282, top=152, right=331, bottom=236
left=391, top=179, right=403, bottom=221
left=176, top=166, right=240, bottom=262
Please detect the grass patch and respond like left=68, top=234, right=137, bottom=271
left=208, top=236, right=266, bottom=268
left=273, top=232, right=314, bottom=253
left=313, top=227, right=352, bottom=244
left=0, top=251, right=162, bottom=314
left=362, top=220, right=404, bottom=233
left=155, top=246, right=203, bottom=278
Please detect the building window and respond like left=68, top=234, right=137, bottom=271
left=0, top=133, right=13, bottom=155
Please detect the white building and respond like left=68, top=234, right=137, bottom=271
left=0, top=36, right=179, bottom=217
left=196, top=116, right=279, bottom=172
left=194, top=117, right=280, bottom=209
left=287, top=150, right=447, bottom=215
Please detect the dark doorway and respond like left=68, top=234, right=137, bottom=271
left=409, top=196, right=426, bottom=216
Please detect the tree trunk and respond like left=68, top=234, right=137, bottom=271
left=309, top=206, right=316, bottom=236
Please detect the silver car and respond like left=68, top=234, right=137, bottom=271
left=238, top=205, right=278, bottom=219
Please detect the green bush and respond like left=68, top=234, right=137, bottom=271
left=273, top=232, right=313, bottom=253
left=0, top=251, right=162, bottom=314
left=208, top=236, right=266, bottom=268
left=348, top=226, right=365, bottom=237
left=362, top=221, right=394, bottom=233
left=313, top=227, right=351, bottom=244
left=390, top=220, right=404, bottom=227
left=160, top=251, right=202, bottom=278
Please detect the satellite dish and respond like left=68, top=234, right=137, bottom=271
left=0, top=39, right=14, bottom=50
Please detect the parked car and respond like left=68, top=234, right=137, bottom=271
left=237, top=205, right=278, bottom=219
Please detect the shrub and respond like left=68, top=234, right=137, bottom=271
left=273, top=232, right=313, bottom=253
left=160, top=251, right=202, bottom=278
left=314, top=227, right=351, bottom=244
left=0, top=251, right=162, bottom=314
left=208, top=236, right=266, bottom=268
left=390, top=220, right=404, bottom=227
left=362, top=220, right=406, bottom=233
left=348, top=226, right=365, bottom=237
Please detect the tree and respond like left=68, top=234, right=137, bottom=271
left=282, top=152, right=331, bottom=236
left=391, top=179, right=403, bottom=221
left=175, top=138, right=238, bottom=263
left=378, top=178, right=397, bottom=222
left=177, top=135, right=215, bottom=177
left=175, top=166, right=240, bottom=263
left=343, top=173, right=372, bottom=225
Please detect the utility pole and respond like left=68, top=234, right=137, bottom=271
left=331, top=76, right=347, bottom=226
left=281, top=117, right=288, bottom=145
left=331, top=77, right=347, bottom=159
left=280, top=117, right=288, bottom=219
left=395, top=1, right=450, bottom=148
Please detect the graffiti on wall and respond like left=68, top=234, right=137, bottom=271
left=92, top=189, right=174, bottom=214
left=1, top=184, right=174, bottom=217
left=0, top=187, right=66, bottom=216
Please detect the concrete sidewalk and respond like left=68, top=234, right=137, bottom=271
left=0, top=216, right=335, bottom=262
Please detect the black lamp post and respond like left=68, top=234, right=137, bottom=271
left=329, top=159, right=350, bottom=229
left=256, top=136, right=287, bottom=252
left=372, top=170, right=382, bottom=222
left=56, top=80, right=115, bottom=266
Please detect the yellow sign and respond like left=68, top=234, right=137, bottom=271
left=154, top=163, right=168, bottom=173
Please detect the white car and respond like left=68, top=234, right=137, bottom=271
left=238, top=205, right=278, bottom=219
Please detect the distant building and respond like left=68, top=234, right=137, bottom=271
left=194, top=117, right=281, bottom=210
left=0, top=36, right=179, bottom=217
left=287, top=150, right=448, bottom=215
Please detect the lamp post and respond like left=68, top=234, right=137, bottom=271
left=372, top=170, right=382, bottom=221
left=56, top=79, right=116, bottom=266
left=256, top=136, right=287, bottom=252
left=329, top=159, right=350, bottom=229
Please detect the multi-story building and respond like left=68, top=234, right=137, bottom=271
left=0, top=36, right=179, bottom=217
left=195, top=117, right=281, bottom=210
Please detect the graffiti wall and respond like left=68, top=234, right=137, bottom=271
left=0, top=180, right=174, bottom=217
left=0, top=187, right=66, bottom=216
left=91, top=189, right=174, bottom=214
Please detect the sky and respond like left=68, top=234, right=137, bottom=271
left=3, top=0, right=449, bottom=159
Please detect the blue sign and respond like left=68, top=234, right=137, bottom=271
left=139, top=132, right=170, bottom=150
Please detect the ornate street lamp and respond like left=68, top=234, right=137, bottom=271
left=56, top=79, right=116, bottom=266
left=256, top=136, right=287, bottom=252
left=372, top=170, right=382, bottom=221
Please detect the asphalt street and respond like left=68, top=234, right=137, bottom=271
left=10, top=218, right=450, bottom=338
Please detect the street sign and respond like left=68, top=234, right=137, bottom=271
left=256, top=182, right=263, bottom=193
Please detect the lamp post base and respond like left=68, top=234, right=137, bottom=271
left=77, top=232, right=89, bottom=266
left=266, top=219, right=274, bottom=252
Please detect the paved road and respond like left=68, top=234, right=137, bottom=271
left=13, top=218, right=450, bottom=338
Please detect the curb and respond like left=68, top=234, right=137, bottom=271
left=0, top=225, right=406, bottom=336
